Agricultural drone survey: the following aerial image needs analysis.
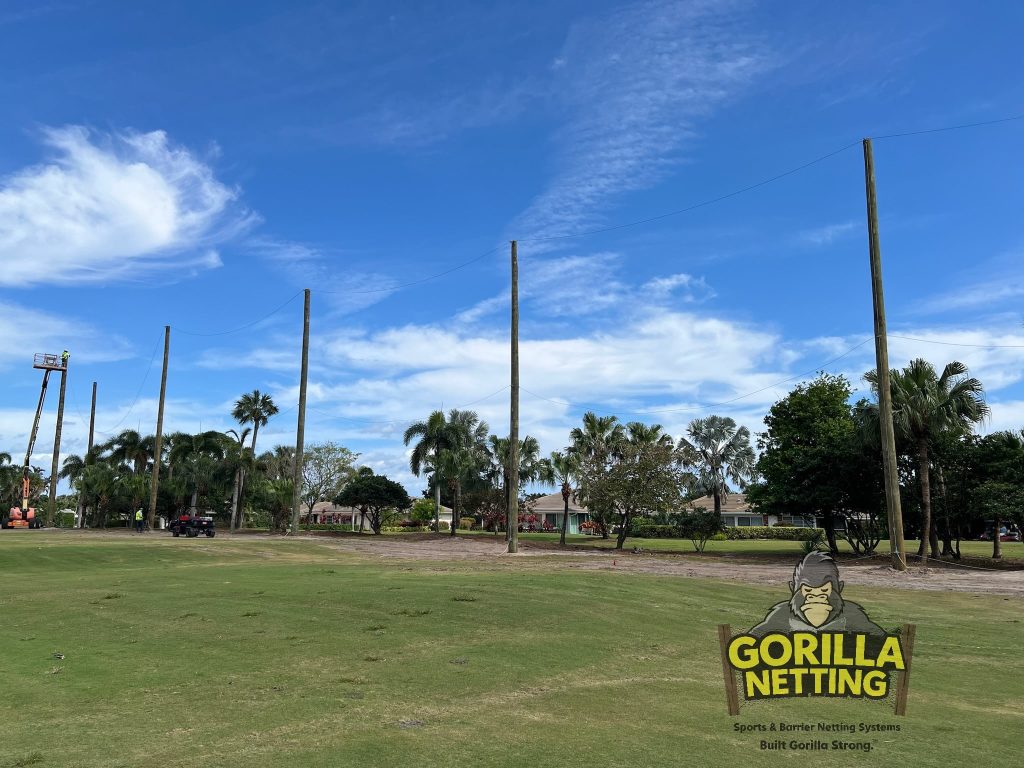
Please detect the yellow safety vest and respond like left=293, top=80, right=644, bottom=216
left=135, top=510, right=143, bottom=521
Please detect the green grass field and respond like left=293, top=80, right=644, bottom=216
left=1, top=533, right=1021, bottom=767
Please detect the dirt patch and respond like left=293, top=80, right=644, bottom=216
left=50, top=529, right=1024, bottom=596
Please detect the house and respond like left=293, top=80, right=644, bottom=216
left=301, top=500, right=454, bottom=529
left=528, top=492, right=591, bottom=534
left=689, top=493, right=817, bottom=528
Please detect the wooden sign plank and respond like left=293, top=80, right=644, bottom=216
left=718, top=624, right=740, bottom=716
left=894, top=623, right=916, bottom=716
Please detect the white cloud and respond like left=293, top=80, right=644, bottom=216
left=797, top=221, right=857, bottom=246
left=0, top=126, right=252, bottom=286
left=0, top=301, right=132, bottom=370
left=512, top=0, right=767, bottom=243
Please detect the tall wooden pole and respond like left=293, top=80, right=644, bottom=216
left=47, top=357, right=69, bottom=526
left=148, top=326, right=170, bottom=530
left=507, top=241, right=520, bottom=554
left=77, top=380, right=97, bottom=528
left=88, top=381, right=97, bottom=453
left=290, top=289, right=311, bottom=534
left=863, top=138, right=907, bottom=572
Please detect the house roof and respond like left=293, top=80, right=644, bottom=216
left=690, top=493, right=751, bottom=514
left=529, top=491, right=588, bottom=513
left=302, top=501, right=453, bottom=515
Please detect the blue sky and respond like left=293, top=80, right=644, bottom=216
left=1, top=0, right=1022, bottom=493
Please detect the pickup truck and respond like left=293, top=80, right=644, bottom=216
left=169, top=515, right=216, bottom=538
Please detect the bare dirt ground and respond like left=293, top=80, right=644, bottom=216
left=50, top=529, right=1024, bottom=597
left=300, top=533, right=1024, bottom=597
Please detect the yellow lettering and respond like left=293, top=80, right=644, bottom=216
left=728, top=635, right=759, bottom=670
left=863, top=670, right=888, bottom=698
left=876, top=637, right=905, bottom=670
left=793, top=632, right=818, bottom=666
left=854, top=634, right=875, bottom=667
left=771, top=668, right=790, bottom=695
left=761, top=634, right=792, bottom=667
left=745, top=670, right=771, bottom=697
left=838, top=668, right=862, bottom=695
left=833, top=634, right=853, bottom=666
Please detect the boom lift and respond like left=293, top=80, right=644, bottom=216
left=3, top=352, right=68, bottom=529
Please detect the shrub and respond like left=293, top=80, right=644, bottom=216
left=629, top=521, right=681, bottom=539
left=709, top=532, right=727, bottom=541
left=725, top=526, right=820, bottom=541
left=459, top=517, right=475, bottom=530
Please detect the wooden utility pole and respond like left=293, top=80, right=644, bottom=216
left=77, top=380, right=97, bottom=528
left=88, top=382, right=97, bottom=452
left=290, top=289, right=311, bottom=534
left=148, top=326, right=170, bottom=530
left=863, top=138, right=907, bottom=572
left=507, top=241, right=520, bottom=554
left=47, top=355, right=69, bottom=526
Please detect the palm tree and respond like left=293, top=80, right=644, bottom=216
left=60, top=446, right=105, bottom=527
left=625, top=421, right=674, bottom=448
left=104, top=430, right=154, bottom=475
left=680, top=415, right=755, bottom=516
left=487, top=434, right=543, bottom=535
left=225, top=428, right=252, bottom=531
left=569, top=413, right=626, bottom=538
left=543, top=450, right=580, bottom=546
left=103, top=430, right=155, bottom=522
left=440, top=409, right=488, bottom=536
left=168, top=431, right=226, bottom=514
left=404, top=411, right=451, bottom=533
left=231, top=390, right=279, bottom=527
left=79, top=461, right=117, bottom=528
left=865, top=359, right=988, bottom=561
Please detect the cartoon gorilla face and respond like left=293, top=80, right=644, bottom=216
left=788, top=552, right=845, bottom=628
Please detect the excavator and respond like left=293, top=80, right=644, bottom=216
left=2, top=352, right=68, bottom=529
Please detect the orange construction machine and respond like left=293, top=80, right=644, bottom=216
left=2, top=352, right=68, bottom=530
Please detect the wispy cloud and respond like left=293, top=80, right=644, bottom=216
left=0, top=301, right=132, bottom=370
left=511, top=0, right=767, bottom=243
left=913, top=276, right=1024, bottom=315
left=249, top=237, right=398, bottom=314
left=797, top=220, right=857, bottom=246
left=0, top=126, right=253, bottom=286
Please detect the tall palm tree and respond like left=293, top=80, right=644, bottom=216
left=440, top=409, right=488, bottom=536
left=543, top=450, right=580, bottom=546
left=865, top=358, right=988, bottom=561
left=225, top=428, right=251, bottom=531
left=404, top=411, right=451, bottom=533
left=231, top=391, right=279, bottom=528
left=680, top=415, right=755, bottom=516
left=625, top=421, right=674, bottom=448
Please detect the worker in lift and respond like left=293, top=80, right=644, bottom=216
left=61, top=350, right=69, bottom=367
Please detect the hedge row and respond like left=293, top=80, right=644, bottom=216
left=724, top=526, right=820, bottom=541
left=628, top=522, right=821, bottom=541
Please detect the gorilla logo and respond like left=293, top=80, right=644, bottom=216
left=749, top=552, right=885, bottom=637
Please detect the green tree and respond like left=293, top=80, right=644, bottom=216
left=751, top=375, right=858, bottom=554
left=168, top=431, right=226, bottom=514
left=335, top=472, right=411, bottom=534
left=301, top=442, right=359, bottom=527
left=577, top=422, right=687, bottom=550
left=569, top=412, right=625, bottom=539
left=404, top=411, right=451, bottom=533
left=679, top=415, right=755, bottom=517
left=231, top=390, right=280, bottom=527
left=541, top=450, right=580, bottom=546
left=677, top=507, right=725, bottom=553
left=865, top=359, right=988, bottom=561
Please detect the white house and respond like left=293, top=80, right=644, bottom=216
left=529, top=492, right=591, bottom=534
left=302, top=500, right=454, bottom=529
left=689, top=493, right=817, bottom=528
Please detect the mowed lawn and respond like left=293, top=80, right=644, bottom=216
left=1, top=534, right=1021, bottom=768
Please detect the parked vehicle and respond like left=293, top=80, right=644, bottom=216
left=168, top=515, right=216, bottom=538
